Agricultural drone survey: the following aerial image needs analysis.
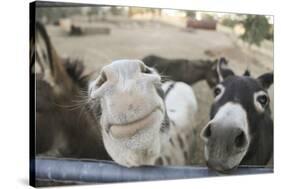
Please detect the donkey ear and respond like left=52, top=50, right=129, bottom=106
left=35, top=22, right=54, bottom=75
left=257, top=72, right=273, bottom=89
left=216, top=57, right=235, bottom=82
left=243, top=69, right=251, bottom=76
left=35, top=22, right=72, bottom=92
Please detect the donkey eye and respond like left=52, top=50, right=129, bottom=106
left=213, top=84, right=225, bottom=101
left=214, top=87, right=221, bottom=96
left=257, top=95, right=268, bottom=107
left=254, top=91, right=269, bottom=113
left=96, top=72, right=107, bottom=87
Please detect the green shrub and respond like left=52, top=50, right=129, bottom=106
left=240, top=15, right=271, bottom=46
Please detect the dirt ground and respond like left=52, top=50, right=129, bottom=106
left=46, top=19, right=273, bottom=165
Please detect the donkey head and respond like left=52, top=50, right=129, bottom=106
left=88, top=59, right=169, bottom=167
left=34, top=22, right=109, bottom=159
left=205, top=57, right=235, bottom=88
left=201, top=64, right=273, bottom=172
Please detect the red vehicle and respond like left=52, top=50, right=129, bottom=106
left=187, top=19, right=217, bottom=30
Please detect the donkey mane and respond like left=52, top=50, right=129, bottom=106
left=63, top=58, right=90, bottom=90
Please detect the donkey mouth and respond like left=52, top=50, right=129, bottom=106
left=109, top=107, right=162, bottom=139
left=207, top=161, right=239, bottom=174
left=214, top=165, right=238, bottom=174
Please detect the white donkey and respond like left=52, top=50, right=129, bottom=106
left=88, top=59, right=197, bottom=167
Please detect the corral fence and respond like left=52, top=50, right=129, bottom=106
left=32, top=157, right=273, bottom=185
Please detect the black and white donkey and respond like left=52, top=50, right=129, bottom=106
left=201, top=58, right=273, bottom=172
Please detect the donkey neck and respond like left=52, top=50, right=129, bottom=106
left=241, top=116, right=273, bottom=165
left=182, top=61, right=211, bottom=84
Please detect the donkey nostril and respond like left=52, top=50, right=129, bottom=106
left=203, top=124, right=212, bottom=139
left=235, top=131, right=246, bottom=148
left=96, top=71, right=107, bottom=87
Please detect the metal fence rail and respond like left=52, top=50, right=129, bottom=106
left=33, top=158, right=273, bottom=184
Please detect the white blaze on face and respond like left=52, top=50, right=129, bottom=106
left=203, top=102, right=250, bottom=165
left=211, top=103, right=248, bottom=132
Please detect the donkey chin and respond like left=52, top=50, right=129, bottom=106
left=100, top=105, right=167, bottom=167
left=205, top=147, right=248, bottom=173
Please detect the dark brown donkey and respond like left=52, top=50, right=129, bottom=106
left=33, top=22, right=110, bottom=160
left=142, top=55, right=234, bottom=88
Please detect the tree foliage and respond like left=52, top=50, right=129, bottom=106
left=185, top=11, right=195, bottom=18
left=221, top=17, right=238, bottom=28
left=241, top=15, right=270, bottom=46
